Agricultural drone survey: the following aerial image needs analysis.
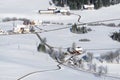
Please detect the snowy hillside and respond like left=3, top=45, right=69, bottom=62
left=0, top=0, right=120, bottom=80
left=72, top=4, right=120, bottom=24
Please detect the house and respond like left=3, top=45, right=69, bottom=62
left=38, top=10, right=55, bottom=14
left=60, top=9, right=70, bottom=15
left=57, top=6, right=70, bottom=15
left=39, top=6, right=56, bottom=14
left=83, top=4, right=94, bottom=10
left=48, top=6, right=57, bottom=10
left=67, top=46, right=83, bottom=55
left=75, top=47, right=83, bottom=54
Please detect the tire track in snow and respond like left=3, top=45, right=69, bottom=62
left=16, top=45, right=76, bottom=80
left=17, top=64, right=61, bottom=80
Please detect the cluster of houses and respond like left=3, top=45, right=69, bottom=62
left=13, top=25, right=33, bottom=34
left=38, top=4, right=94, bottom=15
left=13, top=20, right=42, bottom=34
left=38, top=6, right=70, bottom=15
left=0, top=4, right=94, bottom=35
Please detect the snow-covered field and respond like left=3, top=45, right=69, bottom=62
left=0, top=0, right=120, bottom=80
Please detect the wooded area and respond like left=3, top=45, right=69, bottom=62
left=52, top=0, right=120, bottom=9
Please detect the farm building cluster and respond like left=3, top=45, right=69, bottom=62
left=38, top=6, right=70, bottom=15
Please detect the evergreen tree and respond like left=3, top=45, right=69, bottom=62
left=71, top=23, right=77, bottom=33
left=37, top=43, right=46, bottom=53
left=94, top=0, right=103, bottom=9
left=37, top=38, right=47, bottom=53
left=102, top=0, right=110, bottom=7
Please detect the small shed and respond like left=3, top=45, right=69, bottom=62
left=48, top=6, right=57, bottom=10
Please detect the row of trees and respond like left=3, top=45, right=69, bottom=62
left=52, top=0, right=120, bottom=9
left=100, top=49, right=120, bottom=63
left=70, top=23, right=92, bottom=34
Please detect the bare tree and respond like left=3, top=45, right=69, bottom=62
left=93, top=64, right=97, bottom=72
left=98, top=66, right=103, bottom=76
left=100, top=50, right=120, bottom=63
left=87, top=52, right=93, bottom=63
left=115, top=49, right=120, bottom=63
left=58, top=47, right=65, bottom=62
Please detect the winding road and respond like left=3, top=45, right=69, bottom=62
left=17, top=64, right=61, bottom=80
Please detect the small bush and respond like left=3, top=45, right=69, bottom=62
left=37, top=43, right=46, bottom=53
left=110, top=32, right=120, bottom=42
left=106, top=23, right=116, bottom=27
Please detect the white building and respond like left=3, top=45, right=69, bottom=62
left=13, top=25, right=32, bottom=33
left=75, top=47, right=83, bottom=54
left=38, top=10, right=55, bottom=14
left=57, top=6, right=70, bottom=15
left=48, top=6, right=57, bottom=10
left=60, top=9, right=70, bottom=15
left=83, top=4, right=94, bottom=10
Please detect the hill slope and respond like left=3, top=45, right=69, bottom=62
left=0, top=0, right=120, bottom=80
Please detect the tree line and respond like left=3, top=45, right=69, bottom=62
left=52, top=0, right=120, bottom=9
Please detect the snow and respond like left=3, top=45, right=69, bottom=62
left=0, top=0, right=120, bottom=80
left=0, top=0, right=50, bottom=13
left=23, top=66, right=100, bottom=80
left=39, top=25, right=120, bottom=54
left=0, top=34, right=58, bottom=80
